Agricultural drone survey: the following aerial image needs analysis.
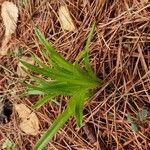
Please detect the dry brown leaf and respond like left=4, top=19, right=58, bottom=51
left=19, top=112, right=39, bottom=136
left=15, top=104, right=39, bottom=136
left=15, top=104, right=31, bottom=119
left=58, top=6, right=75, bottom=31
left=17, top=56, right=35, bottom=77
left=0, top=1, right=19, bottom=55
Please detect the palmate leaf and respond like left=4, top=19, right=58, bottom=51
left=35, top=28, right=90, bottom=78
left=27, top=82, right=69, bottom=95
left=21, top=23, right=100, bottom=150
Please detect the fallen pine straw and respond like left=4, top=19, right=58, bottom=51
left=0, top=0, right=150, bottom=149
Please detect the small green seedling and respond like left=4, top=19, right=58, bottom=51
left=127, top=114, right=139, bottom=132
left=21, top=23, right=101, bottom=150
left=127, top=108, right=149, bottom=132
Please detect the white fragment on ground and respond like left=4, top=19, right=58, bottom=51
left=58, top=5, right=76, bottom=31
left=0, top=1, right=19, bottom=55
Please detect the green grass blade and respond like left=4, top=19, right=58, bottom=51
left=33, top=94, right=56, bottom=109
left=67, top=90, right=86, bottom=115
left=34, top=108, right=73, bottom=150
left=31, top=54, right=50, bottom=69
left=27, top=81, right=81, bottom=96
left=137, top=109, right=148, bottom=121
left=75, top=22, right=96, bottom=62
left=27, top=90, right=44, bottom=95
left=27, top=82, right=66, bottom=94
left=20, top=23, right=102, bottom=150
left=75, top=22, right=98, bottom=79
left=40, top=49, right=53, bottom=66
left=30, top=76, right=52, bottom=86
left=27, top=85, right=50, bottom=95
left=34, top=28, right=74, bottom=72
left=75, top=100, right=84, bottom=127
left=74, top=91, right=88, bottom=127
left=20, top=60, right=54, bottom=77
left=83, top=53, right=95, bottom=76
left=83, top=23, right=96, bottom=77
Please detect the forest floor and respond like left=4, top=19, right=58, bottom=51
left=0, top=0, right=150, bottom=150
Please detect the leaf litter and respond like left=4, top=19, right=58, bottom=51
left=15, top=104, right=39, bottom=136
left=0, top=1, right=18, bottom=55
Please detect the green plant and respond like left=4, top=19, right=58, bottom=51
left=137, top=108, right=148, bottom=122
left=21, top=23, right=101, bottom=150
left=127, top=114, right=139, bottom=132
left=127, top=108, right=149, bottom=132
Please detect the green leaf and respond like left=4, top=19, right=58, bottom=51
left=30, top=76, right=52, bottom=86
left=20, top=23, right=101, bottom=150
left=33, top=94, right=56, bottom=109
left=27, top=90, right=44, bottom=95
left=34, top=28, right=74, bottom=72
left=131, top=123, right=139, bottom=132
left=40, top=49, right=53, bottom=65
left=127, top=114, right=139, bottom=132
left=75, top=22, right=96, bottom=62
left=31, top=54, right=50, bottom=69
left=67, top=92, right=80, bottom=115
left=20, top=60, right=54, bottom=77
left=50, top=68, right=98, bottom=87
left=34, top=108, right=73, bottom=150
left=127, top=114, right=134, bottom=124
left=27, top=81, right=81, bottom=96
left=34, top=28, right=56, bottom=54
left=74, top=91, right=88, bottom=127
